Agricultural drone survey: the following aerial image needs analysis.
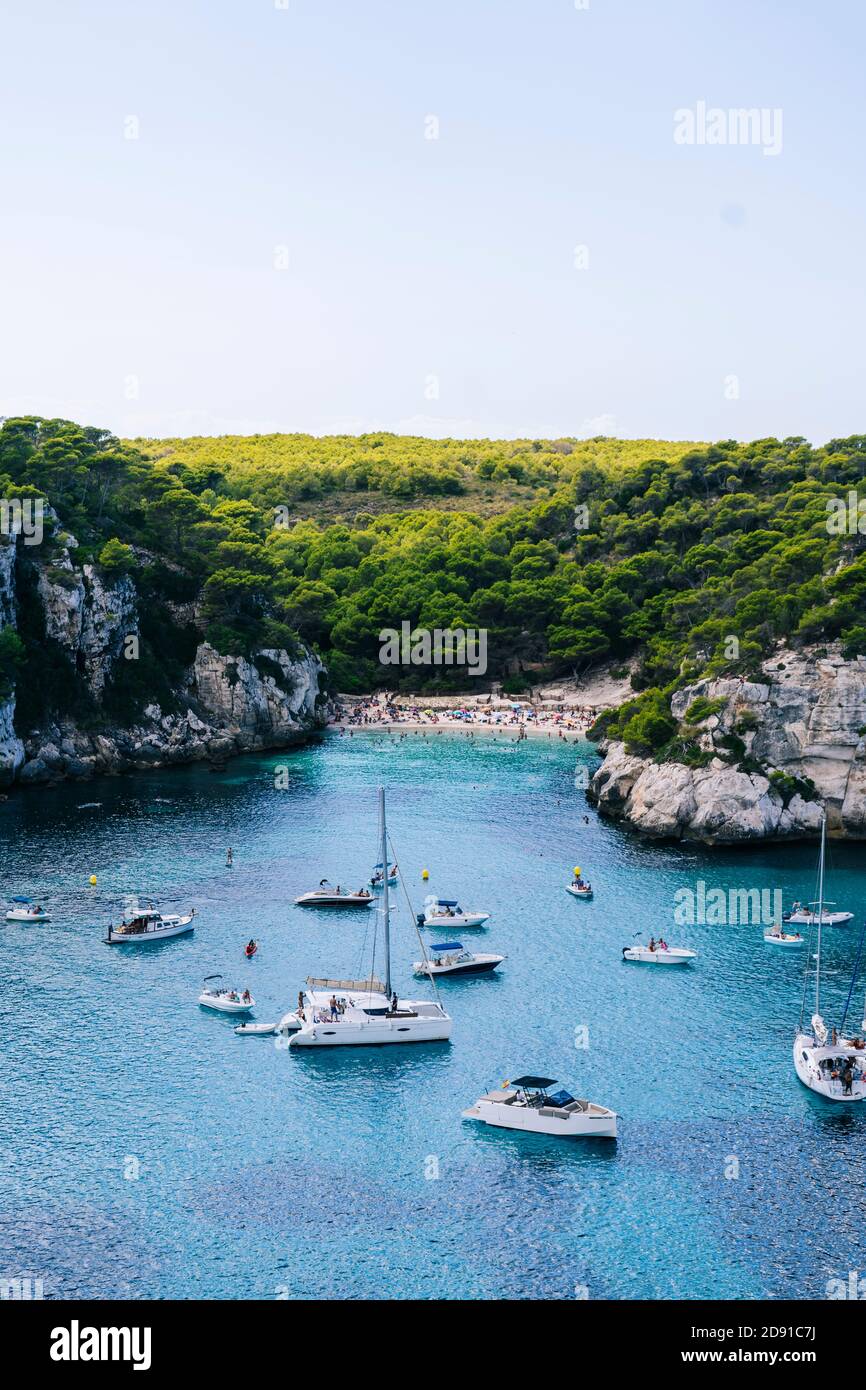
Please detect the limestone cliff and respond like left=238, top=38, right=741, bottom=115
left=588, top=645, right=866, bottom=842
left=0, top=529, right=329, bottom=789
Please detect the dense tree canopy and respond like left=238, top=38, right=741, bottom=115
left=1, top=418, right=864, bottom=709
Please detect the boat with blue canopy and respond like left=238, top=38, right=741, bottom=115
left=413, top=941, right=504, bottom=977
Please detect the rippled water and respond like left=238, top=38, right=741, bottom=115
left=1, top=729, right=865, bottom=1300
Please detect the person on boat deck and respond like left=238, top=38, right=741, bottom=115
left=242, top=989, right=251, bottom=1004
left=841, top=1060, right=855, bottom=1095
left=658, top=936, right=668, bottom=950
left=648, top=937, right=657, bottom=951
left=329, top=994, right=339, bottom=1021
left=391, top=992, right=398, bottom=1013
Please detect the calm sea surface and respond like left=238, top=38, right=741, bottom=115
left=1, top=729, right=864, bottom=1300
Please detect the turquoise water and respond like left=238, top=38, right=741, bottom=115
left=2, top=729, right=865, bottom=1301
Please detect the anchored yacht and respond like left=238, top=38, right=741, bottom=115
left=462, top=1075, right=617, bottom=1139
left=289, top=789, right=452, bottom=1048
left=793, top=814, right=866, bottom=1102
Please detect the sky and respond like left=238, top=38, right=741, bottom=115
left=0, top=0, right=863, bottom=444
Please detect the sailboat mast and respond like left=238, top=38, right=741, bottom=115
left=815, top=812, right=826, bottom=1017
left=379, top=786, right=391, bottom=999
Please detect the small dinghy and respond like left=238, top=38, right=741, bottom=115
left=413, top=942, right=504, bottom=977
left=369, top=861, right=399, bottom=889
left=622, top=939, right=696, bottom=966
left=764, top=926, right=805, bottom=948
left=785, top=901, right=853, bottom=927
left=566, top=868, right=593, bottom=900
left=294, top=880, right=373, bottom=908
left=105, top=906, right=195, bottom=944
left=235, top=1021, right=278, bottom=1036
left=418, top=896, right=491, bottom=929
left=5, top=897, right=50, bottom=922
left=198, top=975, right=255, bottom=1014
left=462, top=1075, right=617, bottom=1140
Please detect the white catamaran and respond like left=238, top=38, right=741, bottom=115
left=289, top=789, right=452, bottom=1048
left=793, top=813, right=866, bottom=1102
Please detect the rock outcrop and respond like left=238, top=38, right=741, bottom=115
left=0, top=528, right=329, bottom=789
left=588, top=645, right=866, bottom=842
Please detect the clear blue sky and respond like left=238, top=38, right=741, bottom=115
left=0, top=0, right=863, bottom=443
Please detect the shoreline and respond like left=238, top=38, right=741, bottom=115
left=327, top=718, right=592, bottom=743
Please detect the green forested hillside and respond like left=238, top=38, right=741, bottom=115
left=2, top=419, right=865, bottom=725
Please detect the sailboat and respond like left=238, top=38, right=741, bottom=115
left=289, top=789, right=452, bottom=1048
left=792, top=813, right=866, bottom=1102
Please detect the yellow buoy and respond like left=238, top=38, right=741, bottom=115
left=422, top=869, right=429, bottom=880
left=89, top=875, right=97, bottom=886
left=573, top=867, right=581, bottom=877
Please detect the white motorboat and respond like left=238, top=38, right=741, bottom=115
left=462, top=1075, right=617, bottom=1139
left=5, top=897, right=50, bottom=922
left=199, top=976, right=255, bottom=1014
left=622, top=942, right=696, bottom=966
left=566, top=868, right=593, bottom=900
left=413, top=942, right=504, bottom=977
left=294, top=881, right=373, bottom=908
left=369, top=861, right=399, bottom=889
left=289, top=789, right=452, bottom=1049
left=418, top=896, right=491, bottom=929
left=105, top=906, right=195, bottom=944
left=793, top=813, right=866, bottom=1102
left=763, top=927, right=805, bottom=948
left=785, top=902, right=853, bottom=927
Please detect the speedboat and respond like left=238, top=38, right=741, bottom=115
left=5, top=897, right=50, bottom=922
left=622, top=943, right=696, bottom=966
left=413, top=942, right=504, bottom=977
left=418, top=896, right=491, bottom=929
left=784, top=901, right=853, bottom=927
left=369, top=862, right=399, bottom=889
left=199, top=976, right=255, bottom=1014
left=763, top=926, right=805, bottom=948
left=289, top=789, right=452, bottom=1049
left=294, top=881, right=373, bottom=908
left=105, top=906, right=195, bottom=944
left=462, top=1075, right=617, bottom=1139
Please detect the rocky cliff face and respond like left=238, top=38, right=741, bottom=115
left=588, top=645, right=866, bottom=842
left=0, top=529, right=329, bottom=789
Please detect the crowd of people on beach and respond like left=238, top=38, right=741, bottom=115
left=332, top=695, right=600, bottom=739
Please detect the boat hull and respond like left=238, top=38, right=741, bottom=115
left=105, top=918, right=194, bottom=944
left=5, top=910, right=50, bottom=922
left=423, top=913, right=490, bottom=929
left=622, top=947, right=695, bottom=965
left=793, top=1033, right=866, bottom=1101
left=289, top=1016, right=452, bottom=1047
left=413, top=957, right=502, bottom=976
left=763, top=932, right=805, bottom=948
left=199, top=994, right=254, bottom=1014
left=294, top=895, right=373, bottom=908
left=462, top=1100, right=617, bottom=1139
left=565, top=886, right=593, bottom=900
